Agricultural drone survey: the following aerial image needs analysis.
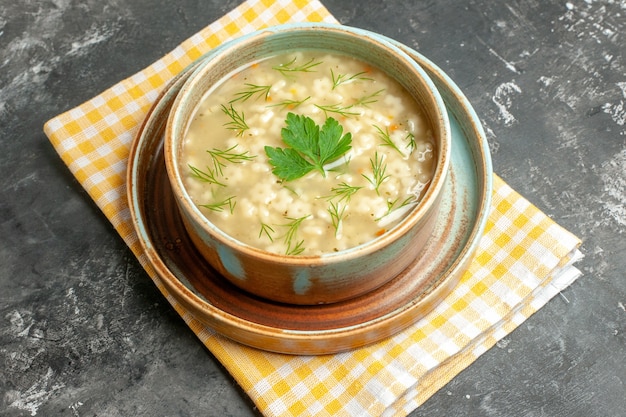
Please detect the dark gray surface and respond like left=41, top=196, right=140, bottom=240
left=1, top=0, right=624, bottom=416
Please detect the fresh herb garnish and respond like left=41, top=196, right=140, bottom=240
left=189, top=145, right=254, bottom=187
left=405, top=132, right=416, bottom=153
left=283, top=184, right=300, bottom=196
left=286, top=240, right=305, bottom=256
left=375, top=195, right=416, bottom=221
left=354, top=88, right=385, bottom=107
left=221, top=104, right=249, bottom=137
left=273, top=57, right=322, bottom=76
left=362, top=151, right=389, bottom=195
left=327, top=201, right=347, bottom=237
left=267, top=96, right=311, bottom=110
left=279, top=215, right=310, bottom=255
left=229, top=83, right=272, bottom=103
left=207, top=145, right=256, bottom=176
left=188, top=164, right=226, bottom=187
left=314, top=103, right=361, bottom=118
left=330, top=69, right=373, bottom=90
left=258, top=222, right=275, bottom=242
left=373, top=124, right=403, bottom=155
left=264, top=113, right=352, bottom=181
left=327, top=182, right=362, bottom=203
left=200, top=196, right=236, bottom=214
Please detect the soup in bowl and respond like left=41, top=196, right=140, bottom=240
left=165, top=23, right=451, bottom=305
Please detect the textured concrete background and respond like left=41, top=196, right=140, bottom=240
left=1, top=0, right=624, bottom=416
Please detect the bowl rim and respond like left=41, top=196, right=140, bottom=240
left=164, top=22, right=452, bottom=264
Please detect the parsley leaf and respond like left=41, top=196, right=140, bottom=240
left=265, top=113, right=352, bottom=181
left=263, top=147, right=313, bottom=181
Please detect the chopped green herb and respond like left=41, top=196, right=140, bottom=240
left=229, top=83, right=272, bottom=103
left=267, top=96, right=311, bottom=110
left=314, top=103, right=360, bottom=118
left=283, top=185, right=300, bottom=196
left=189, top=145, right=254, bottom=188
left=265, top=113, right=352, bottom=181
left=188, top=164, right=226, bottom=187
left=327, top=201, right=347, bottom=237
left=362, top=151, right=389, bottom=195
left=258, top=222, right=275, bottom=242
left=330, top=69, right=373, bottom=90
left=286, top=240, right=305, bottom=256
left=273, top=56, right=322, bottom=76
left=375, top=195, right=417, bottom=221
left=373, top=124, right=403, bottom=155
left=327, top=182, right=362, bottom=203
left=354, top=88, right=385, bottom=107
left=207, top=145, right=256, bottom=176
left=405, top=132, right=416, bottom=152
left=279, top=215, right=310, bottom=255
left=221, top=104, right=249, bottom=137
left=200, top=196, right=236, bottom=214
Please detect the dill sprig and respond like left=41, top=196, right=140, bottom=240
left=314, top=103, right=360, bottom=118
left=327, top=201, right=347, bottom=237
left=188, top=164, right=226, bottom=187
left=283, top=185, right=300, bottom=196
left=273, top=56, right=322, bottom=76
left=353, top=88, right=385, bottom=107
left=229, top=83, right=272, bottom=103
left=207, top=145, right=256, bottom=176
left=326, top=182, right=362, bottom=203
left=267, top=96, right=311, bottom=110
left=258, top=222, right=275, bottom=242
left=373, top=124, right=403, bottom=155
left=221, top=104, right=249, bottom=137
left=405, top=132, right=416, bottom=153
left=189, top=145, right=254, bottom=187
left=200, top=196, right=236, bottom=214
left=330, top=69, right=373, bottom=90
left=279, top=215, right=310, bottom=255
left=375, top=195, right=417, bottom=221
left=362, top=151, right=389, bottom=195
left=286, top=240, right=305, bottom=256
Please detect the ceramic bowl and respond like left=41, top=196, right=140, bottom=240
left=164, top=23, right=451, bottom=305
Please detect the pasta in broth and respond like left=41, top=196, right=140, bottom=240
left=182, top=51, right=436, bottom=256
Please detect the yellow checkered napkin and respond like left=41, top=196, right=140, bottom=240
left=43, top=0, right=583, bottom=416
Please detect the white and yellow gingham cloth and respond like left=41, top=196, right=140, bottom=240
left=43, top=1, right=583, bottom=416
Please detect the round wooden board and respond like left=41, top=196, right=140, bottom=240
left=127, top=46, right=492, bottom=355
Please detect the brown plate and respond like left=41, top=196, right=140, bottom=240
left=127, top=48, right=492, bottom=355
